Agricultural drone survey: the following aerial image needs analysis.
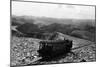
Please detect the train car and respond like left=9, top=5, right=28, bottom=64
left=37, top=39, right=73, bottom=59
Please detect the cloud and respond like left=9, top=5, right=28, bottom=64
left=66, top=5, right=75, bottom=9
left=12, top=1, right=95, bottom=19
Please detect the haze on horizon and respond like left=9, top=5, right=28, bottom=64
left=12, top=1, right=95, bottom=19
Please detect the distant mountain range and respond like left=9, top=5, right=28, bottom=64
left=12, top=15, right=95, bottom=26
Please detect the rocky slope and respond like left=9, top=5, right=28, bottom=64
left=11, top=32, right=96, bottom=66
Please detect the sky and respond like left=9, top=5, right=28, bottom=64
left=12, top=1, right=95, bottom=19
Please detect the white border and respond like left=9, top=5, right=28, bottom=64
left=0, top=0, right=98, bottom=67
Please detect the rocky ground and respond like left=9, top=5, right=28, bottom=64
left=10, top=34, right=96, bottom=67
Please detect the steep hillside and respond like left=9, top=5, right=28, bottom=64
left=11, top=32, right=96, bottom=66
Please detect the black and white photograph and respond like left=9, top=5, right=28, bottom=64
left=11, top=0, right=96, bottom=67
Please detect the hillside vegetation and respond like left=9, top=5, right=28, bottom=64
left=11, top=15, right=96, bottom=42
left=11, top=15, right=96, bottom=66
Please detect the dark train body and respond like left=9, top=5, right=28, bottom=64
left=38, top=39, right=73, bottom=58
